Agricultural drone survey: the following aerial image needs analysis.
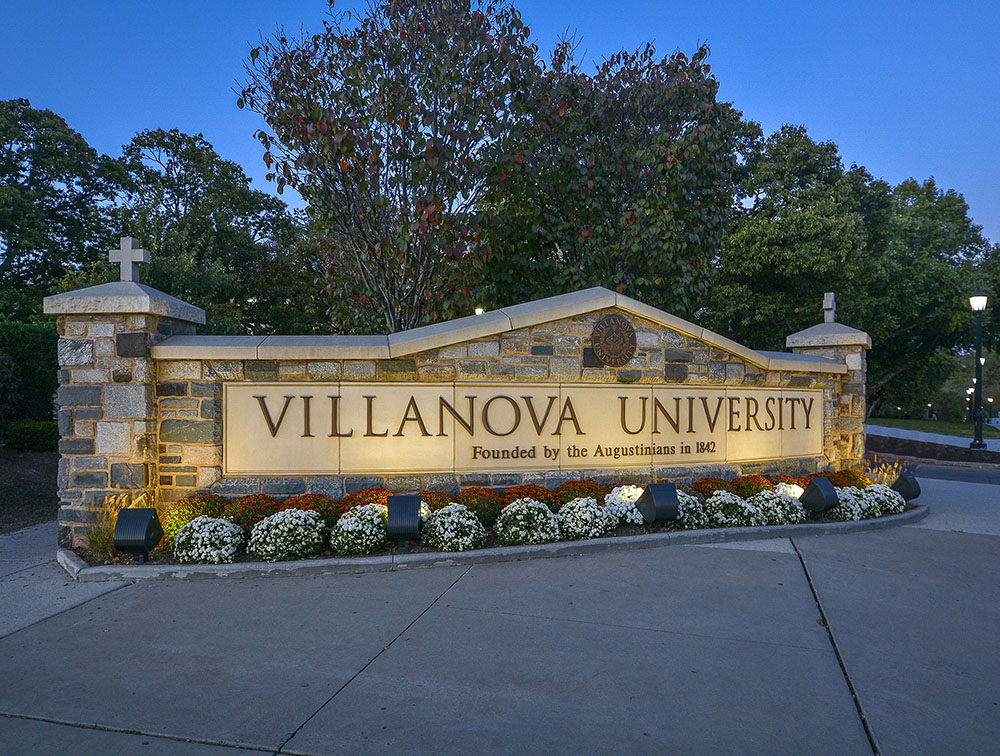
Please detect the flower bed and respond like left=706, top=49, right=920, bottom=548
left=96, top=470, right=911, bottom=566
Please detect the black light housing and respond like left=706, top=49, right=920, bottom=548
left=113, top=508, right=163, bottom=563
left=635, top=482, right=681, bottom=524
left=890, top=473, right=921, bottom=501
left=386, top=494, right=421, bottom=542
left=799, top=477, right=839, bottom=514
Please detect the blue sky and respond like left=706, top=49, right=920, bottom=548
left=2, top=0, right=998, bottom=243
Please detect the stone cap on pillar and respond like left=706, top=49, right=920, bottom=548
left=42, top=237, right=205, bottom=324
left=785, top=322, right=871, bottom=349
left=43, top=281, right=206, bottom=324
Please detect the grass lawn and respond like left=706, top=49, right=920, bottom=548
left=867, top=417, right=1000, bottom=439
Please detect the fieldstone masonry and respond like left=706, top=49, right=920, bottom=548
left=44, top=239, right=205, bottom=546
left=45, top=250, right=869, bottom=547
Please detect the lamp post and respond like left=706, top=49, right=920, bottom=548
left=969, top=289, right=988, bottom=449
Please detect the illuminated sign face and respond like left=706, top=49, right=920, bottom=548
left=223, top=383, right=823, bottom=475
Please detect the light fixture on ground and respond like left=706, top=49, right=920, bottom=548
left=891, top=473, right=921, bottom=502
left=969, top=289, right=989, bottom=450
left=113, top=508, right=164, bottom=563
left=635, top=482, right=681, bottom=523
left=386, top=494, right=421, bottom=546
left=799, top=477, right=839, bottom=515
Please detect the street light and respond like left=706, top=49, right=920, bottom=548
left=969, top=289, right=989, bottom=449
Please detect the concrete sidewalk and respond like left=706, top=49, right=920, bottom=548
left=1, top=476, right=998, bottom=755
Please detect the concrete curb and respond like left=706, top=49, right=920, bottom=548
left=57, top=504, right=929, bottom=582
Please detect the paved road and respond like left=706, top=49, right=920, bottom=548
left=0, top=475, right=997, bottom=755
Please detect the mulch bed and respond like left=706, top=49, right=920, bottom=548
left=0, top=448, right=59, bottom=535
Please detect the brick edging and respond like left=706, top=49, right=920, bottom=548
left=56, top=504, right=928, bottom=582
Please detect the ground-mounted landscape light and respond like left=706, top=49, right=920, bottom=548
left=635, top=482, right=680, bottom=524
left=113, top=508, right=164, bottom=563
left=799, top=477, right=839, bottom=515
left=386, top=494, right=421, bottom=544
left=890, top=472, right=921, bottom=502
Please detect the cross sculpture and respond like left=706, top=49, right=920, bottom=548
left=109, top=237, right=150, bottom=283
left=823, top=292, right=836, bottom=323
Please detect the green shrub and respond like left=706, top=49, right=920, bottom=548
left=0, top=321, right=57, bottom=428
left=4, top=419, right=58, bottom=451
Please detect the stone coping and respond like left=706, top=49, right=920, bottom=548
left=148, top=286, right=848, bottom=374
left=43, top=281, right=206, bottom=324
left=786, top=321, right=872, bottom=349
left=56, top=504, right=927, bottom=582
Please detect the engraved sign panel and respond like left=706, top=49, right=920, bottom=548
left=452, top=385, right=563, bottom=472
left=223, top=383, right=824, bottom=475
left=224, top=383, right=340, bottom=475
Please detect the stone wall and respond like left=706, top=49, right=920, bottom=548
left=153, top=307, right=845, bottom=506
left=53, top=313, right=196, bottom=546
left=47, top=284, right=868, bottom=548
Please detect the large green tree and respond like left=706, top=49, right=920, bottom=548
left=240, top=0, right=538, bottom=332
left=479, top=42, right=747, bottom=315
left=62, top=129, right=324, bottom=335
left=0, top=99, right=124, bottom=320
left=706, top=126, right=984, bottom=413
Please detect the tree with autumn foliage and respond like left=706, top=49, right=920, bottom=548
left=240, top=0, right=538, bottom=332
left=478, top=41, right=747, bottom=315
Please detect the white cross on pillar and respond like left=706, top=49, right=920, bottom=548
left=109, top=237, right=150, bottom=283
left=823, top=292, right=836, bottom=323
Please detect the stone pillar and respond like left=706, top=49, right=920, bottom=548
left=43, top=239, right=204, bottom=547
left=786, top=293, right=871, bottom=471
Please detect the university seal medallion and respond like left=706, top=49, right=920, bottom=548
left=591, top=314, right=637, bottom=367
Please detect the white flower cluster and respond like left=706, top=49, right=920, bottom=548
left=603, top=485, right=645, bottom=526
left=676, top=490, right=709, bottom=530
left=417, top=500, right=433, bottom=523
left=558, top=497, right=617, bottom=540
left=825, top=486, right=866, bottom=521
left=421, top=503, right=487, bottom=552
left=248, top=508, right=326, bottom=562
left=330, top=503, right=388, bottom=555
left=494, top=497, right=561, bottom=545
left=775, top=482, right=805, bottom=499
left=173, top=516, right=244, bottom=564
left=703, top=490, right=767, bottom=528
left=862, top=484, right=906, bottom=516
left=747, top=490, right=806, bottom=525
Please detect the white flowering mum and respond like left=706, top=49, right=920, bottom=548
left=495, top=497, right=561, bottom=545
left=174, top=516, right=244, bottom=564
left=825, top=486, right=866, bottom=521
left=676, top=490, right=709, bottom=530
left=703, top=490, right=767, bottom=528
left=558, top=497, right=617, bottom=540
left=421, top=503, right=487, bottom=552
left=862, top=483, right=906, bottom=516
left=330, top=503, right=389, bottom=555
left=248, top=508, right=326, bottom=562
left=775, top=482, right=805, bottom=499
left=747, top=490, right=806, bottom=525
left=603, top=485, right=645, bottom=526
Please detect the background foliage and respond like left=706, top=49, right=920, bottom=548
left=1, top=0, right=999, bottom=427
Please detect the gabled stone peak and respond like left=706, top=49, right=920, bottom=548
left=387, top=286, right=769, bottom=368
